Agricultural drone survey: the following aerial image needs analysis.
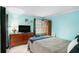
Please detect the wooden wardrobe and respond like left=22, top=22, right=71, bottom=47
left=34, top=19, right=52, bottom=36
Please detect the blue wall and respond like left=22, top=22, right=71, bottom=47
left=47, top=11, right=79, bottom=40
left=8, top=14, right=35, bottom=34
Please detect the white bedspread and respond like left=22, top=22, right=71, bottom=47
left=28, top=37, right=70, bottom=53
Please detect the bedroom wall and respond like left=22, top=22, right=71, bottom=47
left=46, top=11, right=79, bottom=40
left=8, top=14, right=35, bottom=34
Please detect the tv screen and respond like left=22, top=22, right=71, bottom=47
left=19, top=25, right=30, bottom=33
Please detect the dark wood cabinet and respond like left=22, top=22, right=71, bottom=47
left=9, top=33, right=33, bottom=47
left=0, top=7, right=6, bottom=53
left=45, top=20, right=52, bottom=35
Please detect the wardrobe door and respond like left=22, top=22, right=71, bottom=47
left=48, top=20, right=52, bottom=35
left=0, top=6, right=6, bottom=53
left=43, top=20, right=52, bottom=35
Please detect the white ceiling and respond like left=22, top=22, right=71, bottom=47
left=6, top=6, right=79, bottom=17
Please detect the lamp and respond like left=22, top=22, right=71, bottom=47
left=12, top=26, right=16, bottom=34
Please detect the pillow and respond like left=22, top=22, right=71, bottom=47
left=34, top=33, right=46, bottom=37
left=30, top=35, right=50, bottom=41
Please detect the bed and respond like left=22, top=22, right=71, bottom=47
left=28, top=36, right=70, bottom=53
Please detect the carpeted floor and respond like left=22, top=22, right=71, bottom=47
left=6, top=44, right=30, bottom=53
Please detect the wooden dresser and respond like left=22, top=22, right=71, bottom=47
left=9, top=32, right=33, bottom=47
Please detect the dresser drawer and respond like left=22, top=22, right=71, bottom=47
left=10, top=33, right=33, bottom=47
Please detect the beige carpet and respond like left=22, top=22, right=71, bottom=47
left=6, top=44, right=30, bottom=53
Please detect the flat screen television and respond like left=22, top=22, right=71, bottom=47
left=19, top=25, right=30, bottom=33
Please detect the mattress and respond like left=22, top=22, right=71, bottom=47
left=28, top=36, right=70, bottom=53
